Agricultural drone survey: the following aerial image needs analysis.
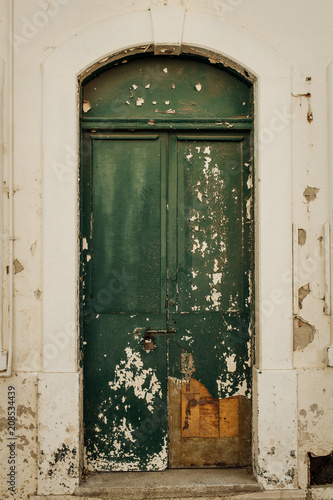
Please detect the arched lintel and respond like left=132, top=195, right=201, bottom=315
left=78, top=44, right=257, bottom=87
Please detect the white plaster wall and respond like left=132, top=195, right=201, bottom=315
left=1, top=0, right=333, bottom=498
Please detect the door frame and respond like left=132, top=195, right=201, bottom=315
left=80, top=125, right=253, bottom=471
left=39, top=7, right=296, bottom=496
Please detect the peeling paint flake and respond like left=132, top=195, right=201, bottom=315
left=82, top=100, right=91, bottom=113
left=108, top=347, right=162, bottom=412
left=303, top=186, right=319, bottom=203
left=13, top=258, right=24, bottom=274
left=136, top=97, right=145, bottom=107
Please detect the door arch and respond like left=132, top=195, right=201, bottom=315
left=80, top=54, right=254, bottom=471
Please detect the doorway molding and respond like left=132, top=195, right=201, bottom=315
left=40, top=7, right=296, bottom=496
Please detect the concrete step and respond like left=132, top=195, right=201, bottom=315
left=74, top=468, right=266, bottom=499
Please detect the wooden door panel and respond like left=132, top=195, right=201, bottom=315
left=92, top=135, right=163, bottom=314
left=168, top=133, right=252, bottom=468
left=83, top=133, right=169, bottom=471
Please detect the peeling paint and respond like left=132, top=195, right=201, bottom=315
left=298, top=228, right=306, bottom=246
left=108, top=347, right=162, bottom=412
left=293, top=315, right=316, bottom=351
left=298, top=283, right=310, bottom=309
left=13, top=258, right=24, bottom=274
left=30, top=240, right=37, bottom=256
left=303, top=186, right=319, bottom=203
left=82, top=100, right=91, bottom=113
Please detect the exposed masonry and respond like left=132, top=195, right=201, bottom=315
left=303, top=186, right=319, bottom=203
left=298, top=283, right=310, bottom=309
left=298, top=228, right=307, bottom=246
left=293, top=316, right=316, bottom=351
left=13, top=258, right=24, bottom=274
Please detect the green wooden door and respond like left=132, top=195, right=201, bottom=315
left=81, top=55, right=253, bottom=472
left=82, top=133, right=169, bottom=470
left=167, top=133, right=252, bottom=468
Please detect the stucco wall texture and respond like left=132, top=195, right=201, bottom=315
left=0, top=1, right=333, bottom=498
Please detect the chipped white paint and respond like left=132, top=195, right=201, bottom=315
left=196, top=189, right=203, bottom=202
left=195, top=83, right=202, bottom=91
left=136, top=97, right=144, bottom=106
left=226, top=353, right=237, bottom=372
left=247, top=173, right=253, bottom=189
left=82, top=237, right=88, bottom=250
left=163, top=67, right=168, bottom=73
left=146, top=435, right=168, bottom=470
left=206, top=289, right=222, bottom=309
left=212, top=272, right=222, bottom=285
left=169, top=376, right=182, bottom=390
left=246, top=197, right=252, bottom=220
left=82, top=100, right=91, bottom=113
left=108, top=347, right=162, bottom=413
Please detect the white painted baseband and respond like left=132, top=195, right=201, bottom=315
left=37, top=372, right=81, bottom=496
left=253, top=368, right=298, bottom=489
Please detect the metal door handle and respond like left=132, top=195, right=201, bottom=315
left=133, top=327, right=176, bottom=336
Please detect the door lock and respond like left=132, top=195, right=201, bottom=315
left=143, top=332, right=156, bottom=351
left=133, top=327, right=176, bottom=352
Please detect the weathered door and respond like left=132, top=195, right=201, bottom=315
left=167, top=133, right=252, bottom=468
left=81, top=56, right=253, bottom=471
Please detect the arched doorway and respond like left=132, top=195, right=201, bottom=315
left=80, top=55, right=254, bottom=471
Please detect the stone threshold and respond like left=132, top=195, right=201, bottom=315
left=73, top=468, right=265, bottom=499
left=30, top=468, right=315, bottom=500
left=31, top=490, right=307, bottom=500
